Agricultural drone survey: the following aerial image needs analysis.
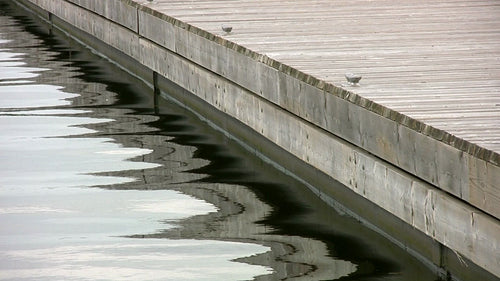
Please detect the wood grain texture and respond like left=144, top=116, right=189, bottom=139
left=147, top=0, right=500, bottom=154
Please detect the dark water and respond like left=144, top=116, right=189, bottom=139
left=0, top=2, right=439, bottom=281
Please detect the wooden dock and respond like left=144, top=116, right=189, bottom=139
left=154, top=0, right=500, bottom=154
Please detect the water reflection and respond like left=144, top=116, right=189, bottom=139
left=0, top=2, right=439, bottom=281
left=0, top=5, right=270, bottom=281
left=0, top=85, right=75, bottom=108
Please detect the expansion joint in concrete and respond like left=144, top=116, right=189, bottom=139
left=153, top=70, right=160, bottom=114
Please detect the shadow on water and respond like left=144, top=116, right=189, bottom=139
left=0, top=1, right=441, bottom=280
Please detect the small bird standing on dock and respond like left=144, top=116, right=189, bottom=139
left=221, top=24, right=233, bottom=33
left=345, top=73, right=362, bottom=85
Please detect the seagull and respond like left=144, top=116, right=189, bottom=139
left=345, top=73, right=362, bottom=85
left=221, top=24, right=233, bottom=33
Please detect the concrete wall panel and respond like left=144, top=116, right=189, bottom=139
left=436, top=143, right=469, bottom=199
left=359, top=110, right=399, bottom=165
left=138, top=10, right=175, bottom=50
left=410, top=181, right=430, bottom=235
left=473, top=213, right=500, bottom=277
left=469, top=158, right=500, bottom=220
left=397, top=124, right=418, bottom=176
left=324, top=92, right=361, bottom=146
left=66, top=0, right=138, bottom=32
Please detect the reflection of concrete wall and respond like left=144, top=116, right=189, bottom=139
left=181, top=182, right=357, bottom=281
left=1, top=19, right=119, bottom=108
left=82, top=110, right=358, bottom=280
left=14, top=0, right=499, bottom=279
left=83, top=106, right=356, bottom=278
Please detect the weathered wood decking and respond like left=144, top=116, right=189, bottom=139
left=152, top=0, right=500, bottom=155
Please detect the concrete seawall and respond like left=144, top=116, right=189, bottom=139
left=13, top=0, right=499, bottom=279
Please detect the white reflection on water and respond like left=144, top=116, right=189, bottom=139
left=0, top=22, right=271, bottom=281
left=0, top=115, right=156, bottom=191
left=1, top=240, right=270, bottom=281
left=0, top=84, right=77, bottom=108
left=0, top=189, right=269, bottom=281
